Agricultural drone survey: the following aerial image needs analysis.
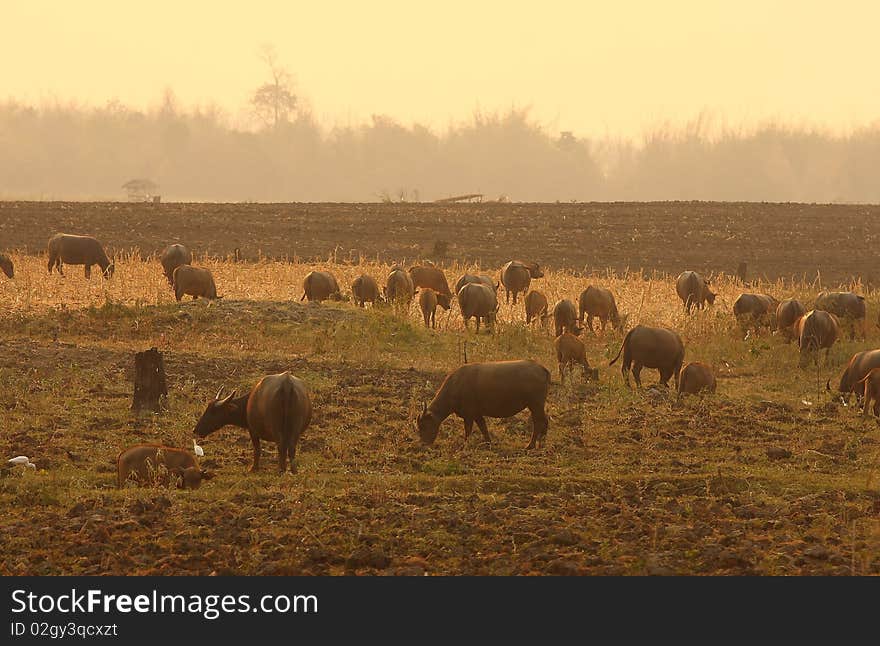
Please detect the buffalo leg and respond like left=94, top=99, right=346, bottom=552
left=632, top=363, right=643, bottom=388
left=863, top=390, right=872, bottom=418
left=249, top=436, right=262, bottom=472
left=505, top=288, right=510, bottom=305
left=277, top=435, right=289, bottom=472
left=463, top=418, right=474, bottom=441
left=587, top=316, right=596, bottom=334
left=526, top=408, right=548, bottom=450
left=558, top=362, right=565, bottom=384
left=475, top=317, right=481, bottom=334
left=475, top=417, right=491, bottom=443
left=57, top=261, right=64, bottom=276
left=84, top=264, right=92, bottom=279
left=287, top=438, right=298, bottom=474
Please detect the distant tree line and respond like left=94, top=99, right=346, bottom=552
left=0, top=97, right=877, bottom=203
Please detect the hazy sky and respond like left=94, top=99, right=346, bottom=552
left=5, top=1, right=879, bottom=139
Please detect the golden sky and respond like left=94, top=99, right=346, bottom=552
left=5, top=1, right=879, bottom=138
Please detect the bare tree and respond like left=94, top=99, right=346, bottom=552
left=251, top=45, right=297, bottom=129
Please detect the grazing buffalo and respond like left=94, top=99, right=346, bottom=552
left=675, top=271, right=715, bottom=314
left=458, top=282, right=498, bottom=333
left=827, top=349, right=880, bottom=403
left=116, top=445, right=207, bottom=489
left=409, top=265, right=452, bottom=309
left=733, top=293, right=779, bottom=334
left=610, top=325, right=685, bottom=388
left=419, top=288, right=438, bottom=328
left=173, top=265, right=219, bottom=301
left=578, top=286, right=625, bottom=333
left=776, top=299, right=806, bottom=342
left=858, top=368, right=880, bottom=418
left=554, top=332, right=599, bottom=383
left=301, top=271, right=341, bottom=303
left=552, top=299, right=582, bottom=337
left=0, top=253, right=13, bottom=279
left=524, top=290, right=549, bottom=326
left=385, top=267, right=415, bottom=308
left=500, top=261, right=543, bottom=305
left=160, top=244, right=192, bottom=285
left=677, top=362, right=717, bottom=396
left=814, top=291, right=866, bottom=340
left=47, top=233, right=114, bottom=278
left=417, top=360, right=551, bottom=449
left=351, top=274, right=382, bottom=307
left=796, top=310, right=839, bottom=368
left=454, top=273, right=497, bottom=298
left=194, top=372, right=312, bottom=473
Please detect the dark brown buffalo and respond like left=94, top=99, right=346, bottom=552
left=458, top=282, right=498, bottom=332
left=733, top=293, right=779, bottom=333
left=351, top=274, right=381, bottom=307
left=675, top=271, right=715, bottom=314
left=454, top=273, right=497, bottom=298
left=827, top=349, right=880, bottom=403
left=554, top=332, right=598, bottom=383
left=552, top=299, right=582, bottom=337
left=677, top=362, right=717, bottom=396
left=385, top=267, right=415, bottom=308
left=301, top=271, right=341, bottom=303
left=524, top=290, right=549, bottom=326
left=500, top=261, right=543, bottom=305
left=47, top=233, right=114, bottom=278
left=160, top=243, right=192, bottom=285
left=409, top=265, right=452, bottom=309
left=417, top=360, right=551, bottom=449
left=116, top=444, right=207, bottom=489
left=419, top=288, right=438, bottom=328
left=578, top=286, right=625, bottom=333
left=173, top=265, right=218, bottom=301
left=776, top=299, right=806, bottom=342
left=795, top=310, right=839, bottom=368
left=610, top=325, right=685, bottom=388
left=194, top=372, right=312, bottom=473
left=814, top=291, right=866, bottom=340
left=0, top=253, right=13, bottom=279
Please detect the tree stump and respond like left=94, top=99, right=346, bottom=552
left=736, top=261, right=748, bottom=284
left=132, top=348, right=168, bottom=413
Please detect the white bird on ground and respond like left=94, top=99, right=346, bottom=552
left=8, top=456, right=36, bottom=469
left=193, top=440, right=205, bottom=457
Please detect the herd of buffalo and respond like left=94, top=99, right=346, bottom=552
left=2, top=233, right=879, bottom=491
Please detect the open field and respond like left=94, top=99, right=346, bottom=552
left=2, top=201, right=880, bottom=284
left=1, top=206, right=879, bottom=575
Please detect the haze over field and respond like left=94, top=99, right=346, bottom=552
left=2, top=1, right=879, bottom=201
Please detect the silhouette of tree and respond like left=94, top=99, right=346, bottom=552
left=251, top=45, right=297, bottom=130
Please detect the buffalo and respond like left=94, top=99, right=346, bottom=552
left=795, top=310, right=839, bottom=368
left=677, top=362, right=717, bottom=396
left=385, top=267, right=415, bottom=309
left=47, top=233, right=114, bottom=278
left=416, top=359, right=551, bottom=449
left=733, top=293, right=779, bottom=334
left=351, top=274, right=382, bottom=307
left=814, top=291, right=866, bottom=340
left=194, top=373, right=312, bottom=473
left=776, top=299, right=806, bottom=342
left=500, top=261, right=543, bottom=305
left=827, top=349, right=880, bottom=403
left=554, top=332, right=599, bottom=383
left=301, top=271, right=341, bottom=303
left=552, top=299, right=582, bottom=337
left=578, top=286, right=625, bottom=333
left=419, top=288, right=438, bottom=328
left=454, top=273, right=497, bottom=298
left=173, top=265, right=219, bottom=301
left=0, top=253, right=13, bottom=279
left=675, top=271, right=715, bottom=314
left=524, top=290, right=549, bottom=326
left=116, top=445, right=207, bottom=489
left=160, top=244, right=192, bottom=286
left=458, top=282, right=498, bottom=332
left=409, top=265, right=452, bottom=309
left=610, top=325, right=685, bottom=388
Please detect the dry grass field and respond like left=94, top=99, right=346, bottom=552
left=1, top=205, right=879, bottom=575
